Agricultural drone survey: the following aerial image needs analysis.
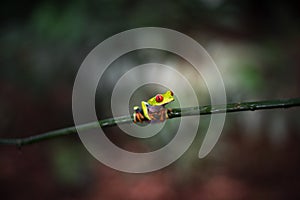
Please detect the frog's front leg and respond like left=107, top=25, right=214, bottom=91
left=133, top=101, right=150, bottom=123
left=141, top=101, right=151, bottom=120
left=133, top=106, right=144, bottom=123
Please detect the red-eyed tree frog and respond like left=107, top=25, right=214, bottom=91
left=133, top=90, right=175, bottom=123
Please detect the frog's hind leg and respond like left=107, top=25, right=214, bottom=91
left=159, top=108, right=171, bottom=122
left=159, top=108, right=168, bottom=122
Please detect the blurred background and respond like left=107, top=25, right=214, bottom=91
left=1, top=0, right=300, bottom=199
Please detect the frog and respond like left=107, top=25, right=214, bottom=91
left=133, top=90, right=175, bottom=123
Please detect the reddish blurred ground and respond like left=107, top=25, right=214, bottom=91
left=1, top=119, right=300, bottom=200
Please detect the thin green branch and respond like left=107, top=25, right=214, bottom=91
left=1, top=98, right=300, bottom=147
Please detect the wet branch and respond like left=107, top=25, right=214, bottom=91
left=1, top=98, right=299, bottom=147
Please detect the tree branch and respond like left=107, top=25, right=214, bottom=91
left=1, top=98, right=300, bottom=147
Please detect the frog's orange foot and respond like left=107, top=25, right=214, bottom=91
left=133, top=106, right=143, bottom=123
left=133, top=112, right=144, bottom=123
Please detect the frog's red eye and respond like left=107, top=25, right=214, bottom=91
left=156, top=94, right=163, bottom=102
left=170, top=91, right=174, bottom=96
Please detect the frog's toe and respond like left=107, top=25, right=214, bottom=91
left=133, top=113, right=137, bottom=123
left=160, top=115, right=164, bottom=122
left=134, top=112, right=144, bottom=123
left=136, top=114, right=142, bottom=122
